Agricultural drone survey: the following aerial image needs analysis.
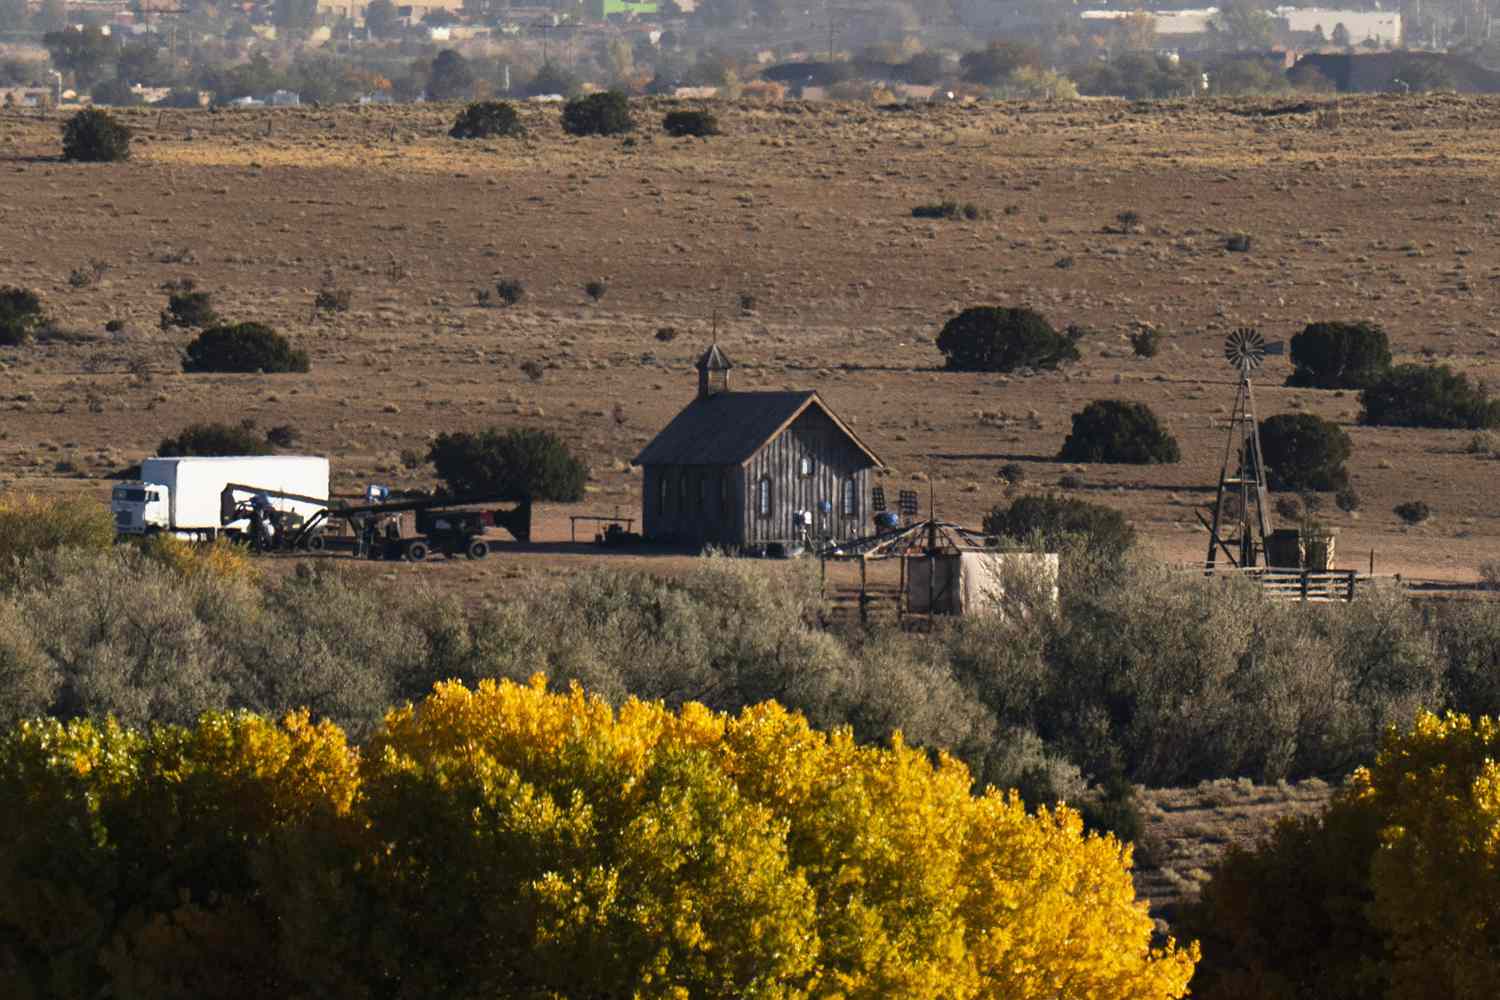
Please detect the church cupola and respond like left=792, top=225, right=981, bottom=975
left=696, top=343, right=732, bottom=399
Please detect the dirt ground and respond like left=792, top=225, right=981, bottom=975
left=3, top=93, right=1500, bottom=584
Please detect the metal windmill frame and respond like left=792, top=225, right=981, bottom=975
left=1204, top=328, right=1275, bottom=570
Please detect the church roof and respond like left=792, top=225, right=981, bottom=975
left=632, top=390, right=883, bottom=469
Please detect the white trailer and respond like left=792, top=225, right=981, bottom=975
left=111, top=455, right=330, bottom=540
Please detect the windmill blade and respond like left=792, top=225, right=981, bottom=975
left=1224, top=328, right=1266, bottom=373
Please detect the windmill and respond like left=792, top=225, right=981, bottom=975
left=1203, top=328, right=1283, bottom=571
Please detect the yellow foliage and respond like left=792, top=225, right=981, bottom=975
left=0, top=682, right=1194, bottom=999
left=370, top=679, right=1195, bottom=1000
left=136, top=533, right=259, bottom=584
left=1357, top=711, right=1500, bottom=1000
left=1190, top=711, right=1500, bottom=1000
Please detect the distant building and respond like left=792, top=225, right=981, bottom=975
left=267, top=89, right=301, bottom=106
left=1277, top=7, right=1402, bottom=45
left=1080, top=8, right=1217, bottom=36
left=1078, top=6, right=1401, bottom=46
left=0, top=87, right=52, bottom=108
left=633, top=345, right=883, bottom=548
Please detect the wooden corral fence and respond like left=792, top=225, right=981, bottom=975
left=1186, top=564, right=1396, bottom=603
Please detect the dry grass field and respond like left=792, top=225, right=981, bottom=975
left=3, top=92, right=1500, bottom=588
left=1135, top=777, right=1334, bottom=923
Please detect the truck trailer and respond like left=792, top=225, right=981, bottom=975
left=112, top=456, right=330, bottom=540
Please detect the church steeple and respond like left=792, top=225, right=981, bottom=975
left=696, top=343, right=732, bottom=399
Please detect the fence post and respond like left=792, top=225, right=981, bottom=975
left=1301, top=571, right=1310, bottom=603
left=1347, top=570, right=1356, bottom=602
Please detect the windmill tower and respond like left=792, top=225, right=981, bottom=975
left=1205, top=328, right=1279, bottom=570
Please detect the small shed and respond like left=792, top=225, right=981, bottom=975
left=633, top=345, right=883, bottom=548
left=906, top=551, right=1059, bottom=614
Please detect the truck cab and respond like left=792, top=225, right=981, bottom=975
left=111, top=482, right=170, bottom=534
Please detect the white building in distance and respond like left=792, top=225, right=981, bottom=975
left=1078, top=7, right=1401, bottom=46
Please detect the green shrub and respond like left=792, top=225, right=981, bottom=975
left=662, top=108, right=719, bottom=137
left=1077, top=771, right=1144, bottom=845
left=1336, top=485, right=1361, bottom=512
left=265, top=424, right=297, bottom=447
left=1287, top=320, right=1392, bottom=389
left=182, top=322, right=310, bottom=374
left=983, top=492, right=1136, bottom=568
left=1259, top=413, right=1352, bottom=491
left=584, top=278, right=608, bottom=302
left=159, top=289, right=217, bottom=330
left=936, top=306, right=1080, bottom=373
left=60, top=107, right=131, bottom=162
left=157, top=421, right=271, bottom=457
left=1058, top=400, right=1180, bottom=464
left=560, top=90, right=633, bottom=136
left=495, top=277, right=525, bottom=306
left=427, top=427, right=588, bottom=501
left=1128, top=327, right=1162, bottom=358
left=912, top=200, right=981, bottom=220
left=0, top=287, right=45, bottom=346
left=449, top=100, right=526, bottom=139
left=1359, top=364, right=1500, bottom=428
left=1394, top=499, right=1431, bottom=524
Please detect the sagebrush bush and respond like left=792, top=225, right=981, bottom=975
left=662, top=108, right=719, bottom=137
left=1360, top=364, right=1500, bottom=428
left=1286, top=320, right=1392, bottom=389
left=1259, top=413, right=1352, bottom=491
left=0, top=681, right=1198, bottom=1000
left=561, top=90, right=633, bottom=136
left=0, top=287, right=45, bottom=346
left=60, top=107, right=131, bottom=162
left=936, top=306, right=1080, bottom=373
left=182, top=322, right=309, bottom=373
left=0, top=543, right=1466, bottom=795
left=157, top=421, right=270, bottom=457
left=449, top=100, right=526, bottom=139
left=0, top=493, right=114, bottom=589
left=1058, top=399, right=1181, bottom=464
left=1435, top=600, right=1500, bottom=718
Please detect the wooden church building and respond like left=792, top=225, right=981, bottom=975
left=633, top=345, right=884, bottom=548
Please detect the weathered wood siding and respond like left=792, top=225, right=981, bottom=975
left=739, top=407, right=873, bottom=546
left=641, top=463, right=741, bottom=546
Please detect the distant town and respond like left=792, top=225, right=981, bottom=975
left=0, top=0, right=1491, bottom=109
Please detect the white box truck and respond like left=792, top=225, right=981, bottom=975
left=111, top=455, right=330, bottom=540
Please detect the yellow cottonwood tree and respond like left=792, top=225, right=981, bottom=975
left=0, top=679, right=1195, bottom=1000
